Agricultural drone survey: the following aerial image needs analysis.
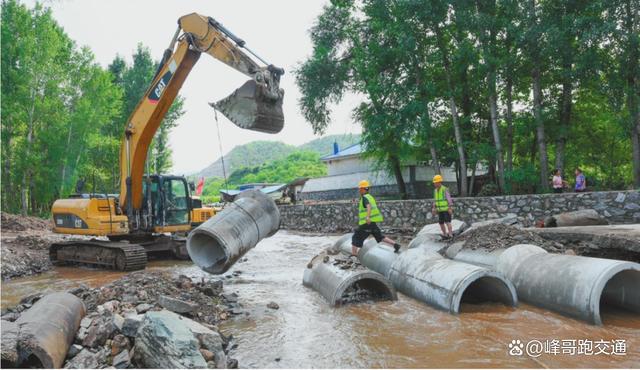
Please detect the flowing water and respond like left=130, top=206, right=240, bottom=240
left=2, top=231, right=638, bottom=368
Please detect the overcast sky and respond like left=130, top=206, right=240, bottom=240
left=32, top=0, right=361, bottom=174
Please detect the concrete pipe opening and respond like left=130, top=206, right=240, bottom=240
left=599, top=268, right=640, bottom=323
left=188, top=232, right=227, bottom=274
left=336, top=276, right=396, bottom=306
left=456, top=275, right=517, bottom=313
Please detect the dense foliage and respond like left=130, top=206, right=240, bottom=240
left=296, top=0, right=639, bottom=197
left=1, top=1, right=184, bottom=215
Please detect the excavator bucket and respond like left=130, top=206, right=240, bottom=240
left=211, top=79, right=284, bottom=134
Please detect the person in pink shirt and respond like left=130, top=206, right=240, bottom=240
left=552, top=169, right=568, bottom=193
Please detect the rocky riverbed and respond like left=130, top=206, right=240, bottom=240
left=1, top=271, right=239, bottom=368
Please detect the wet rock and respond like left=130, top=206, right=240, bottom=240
left=227, top=358, right=239, bottom=368
left=222, top=293, right=238, bottom=303
left=201, top=281, right=223, bottom=297
left=64, top=348, right=105, bottom=369
left=267, top=302, right=279, bottom=310
left=122, top=314, right=144, bottom=337
left=135, top=303, right=153, bottom=314
left=82, top=313, right=118, bottom=348
left=1, top=312, right=20, bottom=322
left=66, top=344, right=83, bottom=359
left=113, top=313, right=124, bottom=332
left=110, top=334, right=130, bottom=356
left=132, top=310, right=208, bottom=368
left=101, top=300, right=120, bottom=313
left=176, top=275, right=194, bottom=289
left=112, top=348, right=130, bottom=369
left=1, top=320, right=18, bottom=366
left=19, top=293, right=43, bottom=306
left=200, top=349, right=215, bottom=362
left=158, top=295, right=198, bottom=314
left=80, top=316, right=93, bottom=329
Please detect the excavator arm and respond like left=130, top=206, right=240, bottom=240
left=118, top=13, right=284, bottom=224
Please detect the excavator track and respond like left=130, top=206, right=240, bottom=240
left=49, top=240, right=147, bottom=271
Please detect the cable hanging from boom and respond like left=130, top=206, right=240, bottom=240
left=212, top=107, right=230, bottom=196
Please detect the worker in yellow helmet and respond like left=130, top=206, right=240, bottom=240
left=431, top=174, right=454, bottom=239
left=351, top=180, right=401, bottom=256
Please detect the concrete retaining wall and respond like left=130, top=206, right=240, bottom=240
left=279, top=190, right=640, bottom=233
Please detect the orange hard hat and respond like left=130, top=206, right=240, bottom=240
left=358, top=180, right=370, bottom=188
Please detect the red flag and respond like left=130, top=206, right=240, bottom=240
left=195, top=177, right=205, bottom=196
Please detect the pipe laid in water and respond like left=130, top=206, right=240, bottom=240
left=13, top=292, right=86, bottom=368
left=333, top=234, right=518, bottom=313
left=303, top=251, right=397, bottom=306
left=448, top=244, right=640, bottom=325
left=187, top=190, right=280, bottom=274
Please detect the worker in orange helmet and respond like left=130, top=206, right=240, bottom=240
left=431, top=174, right=454, bottom=239
left=351, top=180, right=401, bottom=256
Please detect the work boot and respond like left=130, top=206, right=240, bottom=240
left=393, top=243, right=401, bottom=253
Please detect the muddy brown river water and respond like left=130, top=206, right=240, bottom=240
left=2, top=231, right=638, bottom=368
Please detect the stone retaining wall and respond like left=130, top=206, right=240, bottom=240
left=279, top=190, right=640, bottom=233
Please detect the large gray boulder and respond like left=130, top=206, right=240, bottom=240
left=132, top=310, right=226, bottom=369
left=544, top=209, right=608, bottom=227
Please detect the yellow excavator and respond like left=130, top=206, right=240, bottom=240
left=49, top=13, right=284, bottom=270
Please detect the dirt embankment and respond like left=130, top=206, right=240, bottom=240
left=1, top=212, right=62, bottom=280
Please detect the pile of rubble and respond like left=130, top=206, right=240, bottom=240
left=1, top=212, right=65, bottom=280
left=456, top=223, right=562, bottom=252
left=1, top=271, right=238, bottom=369
left=1, top=212, right=51, bottom=232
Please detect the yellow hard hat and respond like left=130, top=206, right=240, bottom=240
left=432, top=175, right=443, bottom=183
left=358, top=180, right=370, bottom=188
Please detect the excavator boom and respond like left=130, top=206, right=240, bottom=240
left=120, top=13, right=285, bottom=221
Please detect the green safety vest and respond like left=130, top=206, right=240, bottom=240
left=434, top=186, right=449, bottom=212
left=358, top=194, right=383, bottom=225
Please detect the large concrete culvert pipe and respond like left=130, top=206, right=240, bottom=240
left=494, top=244, right=639, bottom=325
left=332, top=234, right=518, bottom=313
left=388, top=247, right=517, bottom=313
left=187, top=189, right=280, bottom=274
left=303, top=252, right=397, bottom=306
left=7, top=292, right=86, bottom=368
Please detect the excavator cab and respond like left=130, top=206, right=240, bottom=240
left=141, top=175, right=192, bottom=233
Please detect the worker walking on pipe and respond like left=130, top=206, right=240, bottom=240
left=351, top=180, right=401, bottom=256
left=432, top=175, right=454, bottom=239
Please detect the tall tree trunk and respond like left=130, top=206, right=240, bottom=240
left=469, top=161, right=477, bottom=196
left=2, top=136, right=12, bottom=211
left=555, top=44, right=573, bottom=173
left=625, top=0, right=640, bottom=187
left=489, top=92, right=505, bottom=192
left=529, top=0, right=549, bottom=191
left=428, top=137, right=441, bottom=175
left=532, top=67, right=549, bottom=191
left=505, top=76, right=514, bottom=172
left=433, top=25, right=468, bottom=196
left=390, top=155, right=407, bottom=199
left=21, top=87, right=37, bottom=216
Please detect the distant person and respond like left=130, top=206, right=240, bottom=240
left=351, top=180, right=401, bottom=256
left=575, top=168, right=587, bottom=192
left=431, top=175, right=454, bottom=239
left=552, top=169, right=568, bottom=193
